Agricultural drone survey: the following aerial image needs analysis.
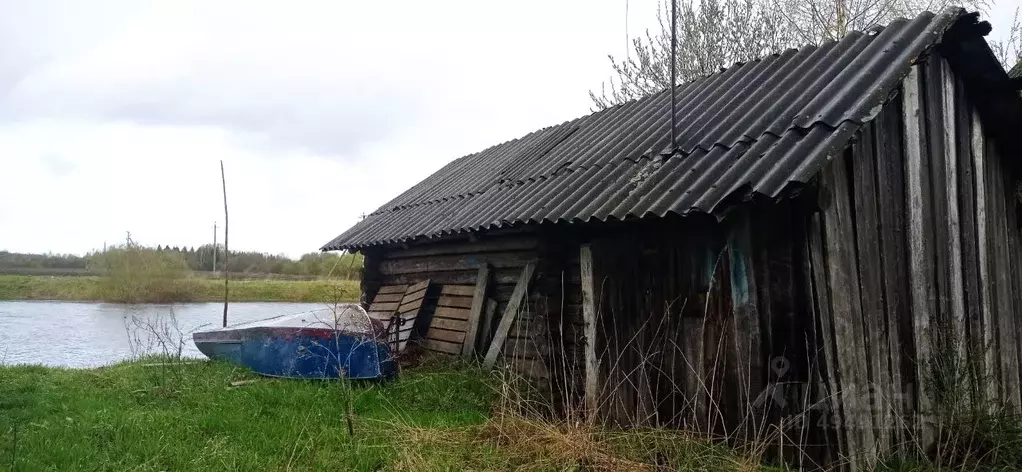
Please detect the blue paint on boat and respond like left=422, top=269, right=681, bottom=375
left=193, top=307, right=396, bottom=380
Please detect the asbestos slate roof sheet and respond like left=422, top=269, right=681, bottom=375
left=323, top=9, right=966, bottom=251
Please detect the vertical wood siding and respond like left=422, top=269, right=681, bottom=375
left=356, top=53, right=1020, bottom=472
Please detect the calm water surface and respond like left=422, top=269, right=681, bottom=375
left=0, top=301, right=331, bottom=367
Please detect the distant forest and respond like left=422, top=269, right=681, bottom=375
left=0, top=245, right=363, bottom=279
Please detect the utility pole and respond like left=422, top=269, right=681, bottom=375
left=212, top=223, right=218, bottom=273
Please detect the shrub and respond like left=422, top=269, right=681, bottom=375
left=89, top=236, right=194, bottom=303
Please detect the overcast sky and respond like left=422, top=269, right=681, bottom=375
left=0, top=1, right=1017, bottom=258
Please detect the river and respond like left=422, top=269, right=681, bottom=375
left=0, top=301, right=335, bottom=368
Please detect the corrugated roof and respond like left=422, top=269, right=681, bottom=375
left=323, top=9, right=969, bottom=251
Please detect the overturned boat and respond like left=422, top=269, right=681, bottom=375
left=193, top=304, right=396, bottom=380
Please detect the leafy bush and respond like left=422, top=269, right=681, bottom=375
left=88, top=236, right=194, bottom=303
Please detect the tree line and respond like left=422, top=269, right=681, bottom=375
left=0, top=245, right=363, bottom=279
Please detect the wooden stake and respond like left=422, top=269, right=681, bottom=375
left=580, top=244, right=600, bottom=421
left=221, top=160, right=230, bottom=328
left=462, top=264, right=490, bottom=357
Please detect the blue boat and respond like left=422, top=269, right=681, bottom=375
left=193, top=306, right=397, bottom=380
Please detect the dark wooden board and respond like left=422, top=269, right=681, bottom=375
left=407, top=279, right=430, bottom=293
left=376, top=285, right=407, bottom=295
left=430, top=317, right=469, bottom=332
left=434, top=306, right=471, bottom=321
left=382, top=236, right=539, bottom=259
left=437, top=295, right=473, bottom=309
left=427, top=328, right=467, bottom=344
left=440, top=285, right=475, bottom=296
left=397, top=297, right=425, bottom=315
left=369, top=301, right=400, bottom=312
left=372, top=293, right=404, bottom=303
left=851, top=123, right=892, bottom=448
left=380, top=251, right=536, bottom=275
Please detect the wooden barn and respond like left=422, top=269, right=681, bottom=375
left=322, top=9, right=1022, bottom=469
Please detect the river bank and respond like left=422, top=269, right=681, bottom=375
left=0, top=275, right=359, bottom=303
left=0, top=359, right=496, bottom=470
left=0, top=358, right=771, bottom=471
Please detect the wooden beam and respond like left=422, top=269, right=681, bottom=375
left=483, top=262, right=536, bottom=369
left=972, top=109, right=997, bottom=403
left=851, top=122, right=892, bottom=451
left=462, top=264, right=491, bottom=357
left=873, top=102, right=909, bottom=446
left=821, top=152, right=875, bottom=468
left=903, top=63, right=936, bottom=448
left=941, top=58, right=967, bottom=375
left=380, top=251, right=536, bottom=275
left=580, top=244, right=600, bottom=421
left=441, top=285, right=476, bottom=296
left=808, top=213, right=849, bottom=461
left=725, top=211, right=762, bottom=437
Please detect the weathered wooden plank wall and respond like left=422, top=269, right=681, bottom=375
left=362, top=232, right=553, bottom=381
left=353, top=52, right=1021, bottom=472
left=805, top=55, right=1022, bottom=470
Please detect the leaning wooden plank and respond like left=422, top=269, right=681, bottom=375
left=427, top=328, right=467, bottom=344
left=903, top=64, right=937, bottom=450
left=483, top=262, right=537, bottom=369
left=391, top=278, right=430, bottom=353
left=441, top=285, right=476, bottom=297
left=407, top=279, right=430, bottom=293
left=437, top=296, right=474, bottom=309
left=397, top=298, right=425, bottom=315
left=401, top=287, right=428, bottom=305
left=424, top=338, right=461, bottom=355
left=462, top=265, right=491, bottom=357
left=580, top=244, right=600, bottom=421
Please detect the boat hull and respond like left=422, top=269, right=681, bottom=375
left=193, top=326, right=396, bottom=380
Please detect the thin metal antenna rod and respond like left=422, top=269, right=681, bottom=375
left=670, top=0, right=678, bottom=151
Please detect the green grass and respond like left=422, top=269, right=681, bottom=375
left=0, top=358, right=498, bottom=471
left=0, top=357, right=786, bottom=471
left=0, top=275, right=359, bottom=303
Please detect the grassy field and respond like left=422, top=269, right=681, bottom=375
left=0, top=275, right=359, bottom=303
left=0, top=358, right=778, bottom=471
